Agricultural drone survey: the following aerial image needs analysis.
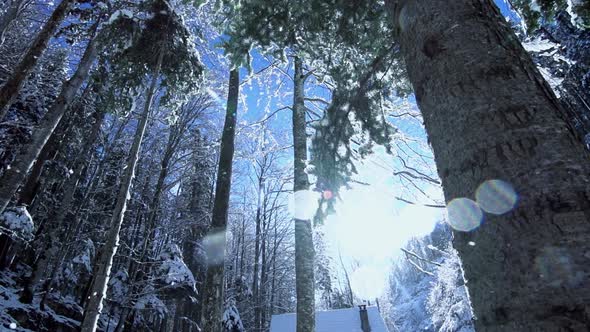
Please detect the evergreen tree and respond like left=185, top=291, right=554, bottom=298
left=81, top=1, right=203, bottom=329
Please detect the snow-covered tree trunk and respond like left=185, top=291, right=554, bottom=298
left=252, top=176, right=264, bottom=331
left=387, top=0, right=590, bottom=330
left=0, top=23, right=98, bottom=215
left=18, top=84, right=93, bottom=206
left=201, top=69, right=239, bottom=332
left=292, top=56, right=315, bottom=332
left=79, top=50, right=164, bottom=332
left=259, top=210, right=269, bottom=329
left=16, top=124, right=64, bottom=206
left=116, top=121, right=181, bottom=327
left=0, top=0, right=74, bottom=121
left=37, top=108, right=106, bottom=309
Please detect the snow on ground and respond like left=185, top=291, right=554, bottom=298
left=0, top=269, right=81, bottom=331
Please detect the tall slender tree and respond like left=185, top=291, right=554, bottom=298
left=0, top=20, right=100, bottom=214
left=0, top=0, right=74, bottom=120
left=80, top=45, right=164, bottom=332
left=201, top=68, right=240, bottom=332
left=292, top=56, right=316, bottom=332
left=80, top=1, right=203, bottom=328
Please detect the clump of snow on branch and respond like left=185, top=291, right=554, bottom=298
left=108, top=270, right=129, bottom=303
left=134, top=286, right=167, bottom=315
left=158, top=243, right=196, bottom=291
left=72, top=239, right=95, bottom=272
left=0, top=206, right=34, bottom=242
left=223, top=302, right=245, bottom=332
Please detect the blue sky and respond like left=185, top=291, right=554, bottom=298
left=210, top=0, right=523, bottom=300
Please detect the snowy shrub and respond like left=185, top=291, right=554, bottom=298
left=72, top=239, right=95, bottom=272
left=157, top=243, right=196, bottom=292
left=134, top=286, right=167, bottom=316
left=223, top=302, right=245, bottom=332
left=0, top=206, right=34, bottom=242
left=108, top=269, right=129, bottom=304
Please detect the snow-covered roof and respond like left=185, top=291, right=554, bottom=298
left=269, top=306, right=389, bottom=332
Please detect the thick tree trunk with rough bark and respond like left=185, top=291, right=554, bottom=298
left=200, top=69, right=239, bottom=332
left=0, top=26, right=98, bottom=215
left=387, top=0, right=590, bottom=330
left=292, top=56, right=315, bottom=332
left=0, top=0, right=74, bottom=121
left=79, top=51, right=163, bottom=332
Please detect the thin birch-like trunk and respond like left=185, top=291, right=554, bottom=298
left=0, top=0, right=74, bottom=121
left=252, top=177, right=263, bottom=331
left=79, top=50, right=164, bottom=332
left=0, top=22, right=98, bottom=214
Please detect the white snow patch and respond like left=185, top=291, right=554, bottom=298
left=158, top=244, right=196, bottom=291
left=72, top=240, right=95, bottom=272
left=107, top=9, right=134, bottom=25
left=567, top=0, right=586, bottom=28
left=0, top=206, right=34, bottom=242
left=523, top=38, right=558, bottom=53
left=269, top=306, right=389, bottom=332
left=223, top=304, right=245, bottom=331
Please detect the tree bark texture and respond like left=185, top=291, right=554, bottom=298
left=0, top=0, right=74, bottom=121
left=79, top=51, right=163, bottom=332
left=387, top=0, right=590, bottom=330
left=200, top=69, right=239, bottom=332
left=292, top=56, right=315, bottom=332
left=0, top=25, right=98, bottom=215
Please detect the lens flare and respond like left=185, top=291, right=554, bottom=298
left=535, top=246, right=584, bottom=287
left=203, top=231, right=226, bottom=266
left=447, top=198, right=483, bottom=232
left=291, top=190, right=319, bottom=220
left=475, top=179, right=518, bottom=215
